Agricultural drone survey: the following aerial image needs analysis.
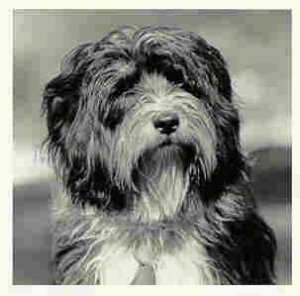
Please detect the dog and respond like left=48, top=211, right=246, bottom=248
left=42, top=26, right=276, bottom=284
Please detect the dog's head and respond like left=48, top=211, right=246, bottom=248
left=42, top=26, right=245, bottom=211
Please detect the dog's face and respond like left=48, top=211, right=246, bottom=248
left=43, top=27, right=245, bottom=212
left=109, top=73, right=217, bottom=191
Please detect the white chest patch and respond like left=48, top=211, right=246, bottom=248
left=97, top=240, right=216, bottom=285
left=154, top=246, right=202, bottom=285
left=99, top=247, right=139, bottom=285
left=53, top=191, right=220, bottom=285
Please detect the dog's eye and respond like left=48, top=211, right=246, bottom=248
left=122, top=90, right=136, bottom=98
left=108, top=71, right=141, bottom=101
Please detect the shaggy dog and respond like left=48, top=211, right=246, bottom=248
left=42, top=26, right=276, bottom=284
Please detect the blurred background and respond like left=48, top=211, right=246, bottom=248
left=13, top=10, right=291, bottom=284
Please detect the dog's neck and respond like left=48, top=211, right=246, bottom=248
left=53, top=187, right=223, bottom=284
left=132, top=154, right=189, bottom=222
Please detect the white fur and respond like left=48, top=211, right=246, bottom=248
left=96, top=241, right=211, bottom=285
left=98, top=246, right=139, bottom=284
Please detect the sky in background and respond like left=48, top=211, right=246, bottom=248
left=13, top=10, right=291, bottom=184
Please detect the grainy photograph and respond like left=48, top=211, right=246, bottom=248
left=13, top=9, right=291, bottom=285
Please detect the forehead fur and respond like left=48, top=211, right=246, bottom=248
left=63, top=26, right=233, bottom=105
left=137, top=72, right=187, bottom=99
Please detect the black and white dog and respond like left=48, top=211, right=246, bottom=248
left=42, top=26, right=276, bottom=284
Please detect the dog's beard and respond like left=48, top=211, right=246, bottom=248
left=132, top=144, right=192, bottom=221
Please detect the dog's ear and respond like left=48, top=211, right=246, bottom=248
left=42, top=42, right=118, bottom=206
left=42, top=43, right=94, bottom=149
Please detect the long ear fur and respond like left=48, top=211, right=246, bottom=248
left=42, top=42, right=95, bottom=154
left=42, top=43, right=98, bottom=202
left=42, top=36, right=133, bottom=209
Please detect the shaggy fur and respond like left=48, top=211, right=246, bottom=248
left=42, top=26, right=276, bottom=284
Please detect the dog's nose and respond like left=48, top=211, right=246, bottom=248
left=153, top=112, right=179, bottom=135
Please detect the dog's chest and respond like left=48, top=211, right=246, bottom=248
left=98, top=233, right=212, bottom=285
left=54, top=194, right=219, bottom=284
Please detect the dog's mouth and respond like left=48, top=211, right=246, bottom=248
left=138, top=139, right=195, bottom=167
left=157, top=137, right=175, bottom=147
left=132, top=139, right=195, bottom=190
